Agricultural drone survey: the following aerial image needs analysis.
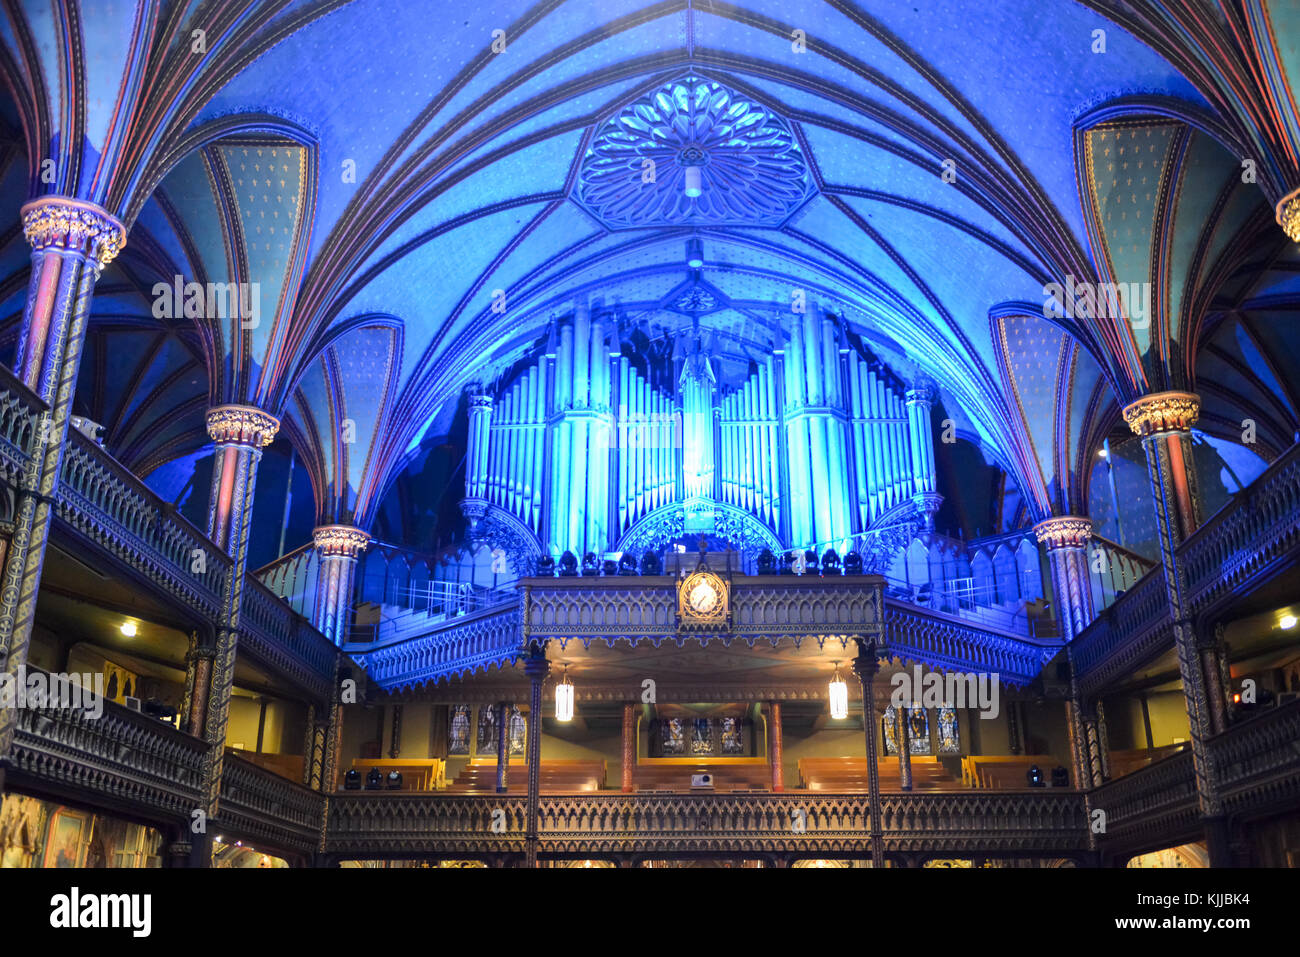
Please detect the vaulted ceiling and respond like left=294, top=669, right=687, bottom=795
left=2, top=0, right=1299, bottom=535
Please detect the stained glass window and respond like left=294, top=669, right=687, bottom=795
left=448, top=705, right=470, bottom=755
left=721, top=717, right=743, bottom=754
left=882, top=705, right=899, bottom=755
left=690, top=718, right=713, bottom=754
left=661, top=718, right=685, bottom=755
left=908, top=706, right=932, bottom=755
left=477, top=704, right=498, bottom=755
left=508, top=706, right=526, bottom=756
left=937, top=707, right=960, bottom=753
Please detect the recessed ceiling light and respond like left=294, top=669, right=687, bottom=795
left=1280, top=614, right=1296, bottom=630
left=120, top=621, right=137, bottom=637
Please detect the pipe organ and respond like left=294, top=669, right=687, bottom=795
left=462, top=302, right=941, bottom=559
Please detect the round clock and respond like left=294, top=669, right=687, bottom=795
left=686, top=577, right=720, bottom=616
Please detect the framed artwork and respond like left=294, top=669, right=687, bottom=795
left=43, top=808, right=89, bottom=868
left=448, top=705, right=470, bottom=755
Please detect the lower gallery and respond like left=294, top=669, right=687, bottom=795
left=0, top=0, right=1298, bottom=876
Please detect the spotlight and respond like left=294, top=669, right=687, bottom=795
left=120, top=621, right=137, bottom=637
left=686, top=237, right=704, bottom=269
left=1026, top=764, right=1044, bottom=787
left=1098, top=448, right=1108, bottom=458
left=1281, top=614, right=1297, bottom=630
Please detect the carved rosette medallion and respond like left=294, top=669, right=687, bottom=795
left=1121, top=391, right=1199, bottom=437
left=1031, top=516, right=1092, bottom=551
left=1276, top=187, right=1300, bottom=243
left=312, top=525, right=370, bottom=559
left=21, top=195, right=127, bottom=269
left=205, top=404, right=280, bottom=447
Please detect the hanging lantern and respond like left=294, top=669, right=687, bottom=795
left=684, top=164, right=703, bottom=198
left=686, top=237, right=704, bottom=268
left=828, top=662, right=848, bottom=720
left=555, top=664, right=575, bottom=722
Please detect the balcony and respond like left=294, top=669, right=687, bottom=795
left=6, top=690, right=207, bottom=826
left=218, top=754, right=325, bottom=857
left=324, top=790, right=1087, bottom=861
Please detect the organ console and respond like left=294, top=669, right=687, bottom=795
left=461, top=300, right=941, bottom=563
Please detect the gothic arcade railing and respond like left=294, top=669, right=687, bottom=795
left=7, top=689, right=207, bottom=825
left=882, top=599, right=1053, bottom=686
left=0, top=364, right=43, bottom=488
left=1209, top=699, right=1300, bottom=818
left=1070, top=568, right=1171, bottom=696
left=1089, top=748, right=1199, bottom=852
left=1180, top=442, right=1300, bottom=615
left=240, top=575, right=339, bottom=702
left=324, top=791, right=1088, bottom=858
left=352, top=600, right=522, bottom=691
left=218, top=753, right=324, bottom=856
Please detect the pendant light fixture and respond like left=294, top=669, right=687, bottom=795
left=828, top=661, right=848, bottom=720
left=555, top=664, right=575, bottom=722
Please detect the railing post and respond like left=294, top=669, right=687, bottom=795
left=768, top=701, right=784, bottom=791
left=0, top=198, right=125, bottom=779
left=897, top=706, right=913, bottom=791
left=495, top=701, right=510, bottom=793
left=853, top=640, right=884, bottom=868
left=1122, top=391, right=1229, bottom=866
left=621, top=702, right=636, bottom=793
left=523, top=645, right=549, bottom=868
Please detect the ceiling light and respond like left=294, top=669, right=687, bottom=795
left=686, top=237, right=704, bottom=269
left=1098, top=448, right=1108, bottom=458
left=1281, top=614, right=1296, bottom=630
left=828, top=662, right=848, bottom=720
left=555, top=664, right=575, bottom=722
left=684, top=165, right=702, bottom=198
left=120, top=621, right=137, bottom=637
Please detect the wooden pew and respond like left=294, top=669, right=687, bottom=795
left=444, top=759, right=604, bottom=793
left=798, top=756, right=960, bottom=791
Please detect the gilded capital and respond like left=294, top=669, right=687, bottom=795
left=1276, top=187, right=1300, bottom=243
left=1121, top=391, right=1199, bottom=437
left=21, top=196, right=126, bottom=270
left=1032, top=516, right=1092, bottom=550
left=312, top=525, right=370, bottom=559
left=205, top=404, right=280, bottom=447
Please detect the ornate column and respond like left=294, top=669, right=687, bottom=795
left=1200, top=623, right=1230, bottom=736
left=192, top=404, right=278, bottom=866
left=904, top=382, right=943, bottom=529
left=853, top=642, right=884, bottom=868
left=0, top=198, right=125, bottom=787
left=768, top=701, right=784, bottom=792
left=621, top=703, right=635, bottom=793
left=311, top=525, right=369, bottom=646
left=495, top=701, right=510, bottom=793
left=1122, top=391, right=1227, bottom=865
left=1033, top=516, right=1102, bottom=791
left=523, top=647, right=549, bottom=868
left=897, top=706, right=912, bottom=791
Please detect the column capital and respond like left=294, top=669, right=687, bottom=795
left=205, top=404, right=280, bottom=446
left=905, top=383, right=936, bottom=406
left=523, top=648, right=551, bottom=681
left=852, top=641, right=880, bottom=681
left=469, top=393, right=494, bottom=411
left=1276, top=186, right=1300, bottom=243
left=1032, top=515, right=1092, bottom=550
left=1121, top=391, right=1199, bottom=437
left=21, top=195, right=126, bottom=270
left=312, top=524, right=370, bottom=559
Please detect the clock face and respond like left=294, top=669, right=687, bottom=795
left=687, top=579, right=719, bottom=615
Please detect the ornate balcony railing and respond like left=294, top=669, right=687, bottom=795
left=240, top=576, right=339, bottom=702
left=1070, top=568, right=1172, bottom=695
left=7, top=689, right=207, bottom=824
left=218, top=753, right=324, bottom=856
left=55, top=426, right=229, bottom=619
left=882, top=599, right=1054, bottom=686
left=1180, top=442, right=1300, bottom=615
left=324, top=790, right=1087, bottom=859
left=0, top=365, right=43, bottom=486
left=1090, top=748, right=1199, bottom=850
left=1210, top=700, right=1300, bottom=817
left=353, top=600, right=522, bottom=691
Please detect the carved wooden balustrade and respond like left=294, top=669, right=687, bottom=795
left=324, top=790, right=1088, bottom=860
left=882, top=599, right=1053, bottom=686
left=218, top=753, right=325, bottom=857
left=1180, top=442, right=1300, bottom=615
left=355, top=601, right=522, bottom=691
left=1089, top=749, right=1199, bottom=854
left=7, top=689, right=208, bottom=825
left=240, top=576, right=340, bottom=703
left=1071, top=569, right=1172, bottom=696
left=0, top=364, right=44, bottom=490
left=55, top=426, right=230, bottom=618
left=1209, top=699, right=1300, bottom=818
